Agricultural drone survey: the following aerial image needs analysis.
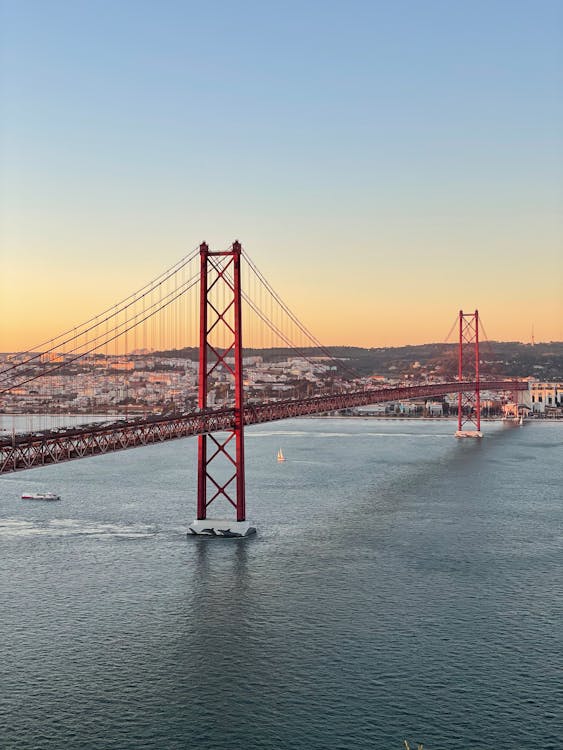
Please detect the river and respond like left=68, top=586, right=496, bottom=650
left=0, top=418, right=561, bottom=749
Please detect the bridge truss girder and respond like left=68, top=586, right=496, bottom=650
left=0, top=380, right=528, bottom=475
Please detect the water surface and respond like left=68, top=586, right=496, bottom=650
left=1, top=419, right=561, bottom=749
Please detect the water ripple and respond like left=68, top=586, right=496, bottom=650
left=0, top=419, right=561, bottom=750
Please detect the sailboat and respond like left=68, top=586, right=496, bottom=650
left=277, top=448, right=286, bottom=462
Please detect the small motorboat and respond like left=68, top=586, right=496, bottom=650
left=21, top=492, right=61, bottom=501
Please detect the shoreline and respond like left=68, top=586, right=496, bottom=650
left=308, top=414, right=562, bottom=421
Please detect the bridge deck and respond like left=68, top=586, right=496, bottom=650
left=0, top=380, right=528, bottom=474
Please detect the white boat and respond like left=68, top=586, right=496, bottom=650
left=277, top=448, right=286, bottom=462
left=21, top=492, right=61, bottom=501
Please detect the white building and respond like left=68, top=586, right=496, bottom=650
left=529, top=382, right=562, bottom=414
left=426, top=401, right=443, bottom=416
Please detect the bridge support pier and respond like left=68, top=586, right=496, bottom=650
left=455, top=309, right=483, bottom=438
left=188, top=518, right=256, bottom=537
left=188, top=241, right=256, bottom=538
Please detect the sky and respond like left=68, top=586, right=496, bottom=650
left=1, top=0, right=562, bottom=350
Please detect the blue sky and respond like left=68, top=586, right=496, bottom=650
left=1, top=0, right=562, bottom=347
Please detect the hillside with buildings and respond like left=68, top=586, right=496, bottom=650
left=159, top=341, right=563, bottom=381
left=1, top=342, right=560, bottom=418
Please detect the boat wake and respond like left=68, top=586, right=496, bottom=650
left=0, top=518, right=157, bottom=539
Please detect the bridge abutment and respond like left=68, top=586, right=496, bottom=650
left=188, top=519, right=256, bottom=537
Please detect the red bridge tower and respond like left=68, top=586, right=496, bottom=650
left=188, top=241, right=255, bottom=536
left=456, top=309, right=482, bottom=438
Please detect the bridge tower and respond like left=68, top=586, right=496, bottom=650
left=188, top=241, right=256, bottom=537
left=455, top=309, right=482, bottom=438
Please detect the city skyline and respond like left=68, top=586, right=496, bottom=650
left=1, top=1, right=562, bottom=351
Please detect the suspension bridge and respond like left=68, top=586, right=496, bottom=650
left=0, top=241, right=528, bottom=535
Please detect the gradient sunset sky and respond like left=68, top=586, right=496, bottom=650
left=1, top=0, right=562, bottom=351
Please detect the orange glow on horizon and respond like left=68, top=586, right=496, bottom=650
left=1, top=249, right=561, bottom=353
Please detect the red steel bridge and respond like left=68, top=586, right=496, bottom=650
left=0, top=242, right=528, bottom=535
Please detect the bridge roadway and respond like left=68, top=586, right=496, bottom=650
left=0, top=380, right=528, bottom=474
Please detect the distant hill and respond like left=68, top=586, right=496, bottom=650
left=155, top=342, right=563, bottom=380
